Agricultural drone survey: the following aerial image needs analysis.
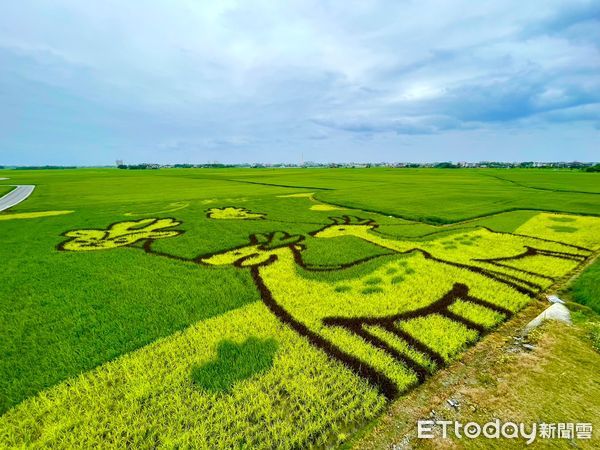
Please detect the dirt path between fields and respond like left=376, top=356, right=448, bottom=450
left=0, top=185, right=35, bottom=212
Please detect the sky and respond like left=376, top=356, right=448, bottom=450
left=0, top=0, right=599, bottom=165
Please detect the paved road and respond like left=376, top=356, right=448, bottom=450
left=0, top=185, right=35, bottom=212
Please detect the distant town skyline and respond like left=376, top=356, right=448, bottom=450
left=4, top=161, right=598, bottom=171
left=1, top=1, right=599, bottom=165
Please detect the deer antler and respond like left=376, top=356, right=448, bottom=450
left=329, top=215, right=375, bottom=226
left=250, top=231, right=304, bottom=249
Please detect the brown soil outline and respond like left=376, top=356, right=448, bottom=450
left=321, top=283, right=513, bottom=385
left=310, top=215, right=592, bottom=251
left=57, top=224, right=400, bottom=398
left=474, top=245, right=589, bottom=279
left=249, top=262, right=399, bottom=399
left=371, top=224, right=595, bottom=253
left=134, top=231, right=537, bottom=399
left=309, top=215, right=595, bottom=294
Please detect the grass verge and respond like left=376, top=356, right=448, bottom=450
left=352, top=299, right=600, bottom=448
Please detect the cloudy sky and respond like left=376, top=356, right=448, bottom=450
left=1, top=0, right=599, bottom=165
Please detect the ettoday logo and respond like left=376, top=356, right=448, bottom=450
left=416, top=420, right=593, bottom=445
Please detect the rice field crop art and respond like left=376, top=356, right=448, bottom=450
left=311, top=214, right=595, bottom=295
left=207, top=206, right=266, bottom=220
left=57, top=217, right=183, bottom=251
left=2, top=167, right=600, bottom=449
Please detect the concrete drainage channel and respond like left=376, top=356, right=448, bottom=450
left=0, top=185, right=36, bottom=212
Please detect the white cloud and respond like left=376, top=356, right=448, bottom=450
left=0, top=0, right=598, bottom=163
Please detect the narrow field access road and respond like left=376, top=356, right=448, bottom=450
left=0, top=185, right=35, bottom=212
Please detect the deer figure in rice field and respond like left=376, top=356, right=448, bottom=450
left=311, top=215, right=592, bottom=296
left=58, top=216, right=592, bottom=400
left=199, top=230, right=531, bottom=399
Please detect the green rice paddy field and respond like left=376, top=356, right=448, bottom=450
left=0, top=186, right=13, bottom=196
left=0, top=168, right=599, bottom=448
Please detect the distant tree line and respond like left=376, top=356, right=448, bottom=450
left=117, top=163, right=237, bottom=169
left=434, top=162, right=459, bottom=168
left=175, top=163, right=236, bottom=168
left=13, top=165, right=77, bottom=170
left=430, top=161, right=599, bottom=169
left=2, top=162, right=597, bottom=171
left=123, top=161, right=585, bottom=170
left=584, top=164, right=600, bottom=172
left=117, top=164, right=160, bottom=170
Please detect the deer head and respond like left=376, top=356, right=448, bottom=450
left=311, top=216, right=376, bottom=239
left=200, top=231, right=304, bottom=267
